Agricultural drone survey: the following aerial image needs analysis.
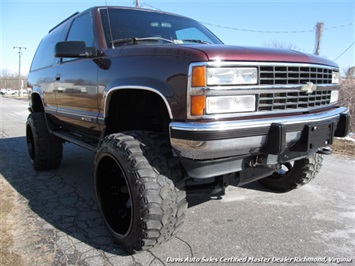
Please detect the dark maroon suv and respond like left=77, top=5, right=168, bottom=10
left=26, top=6, right=349, bottom=252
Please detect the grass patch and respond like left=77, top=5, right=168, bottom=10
left=0, top=178, right=22, bottom=266
left=332, top=138, right=355, bottom=157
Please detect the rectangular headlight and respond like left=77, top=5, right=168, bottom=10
left=332, top=71, right=340, bottom=84
left=330, top=90, right=339, bottom=103
left=207, top=67, right=257, bottom=85
left=206, top=95, right=256, bottom=114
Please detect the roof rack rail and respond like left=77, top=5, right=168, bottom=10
left=48, top=12, right=80, bottom=33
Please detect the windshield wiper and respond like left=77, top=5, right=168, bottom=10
left=111, top=37, right=176, bottom=46
left=111, top=38, right=138, bottom=46
left=181, top=39, right=211, bottom=44
left=111, top=37, right=210, bottom=47
left=137, top=37, right=176, bottom=43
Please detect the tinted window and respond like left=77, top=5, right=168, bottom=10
left=30, top=25, right=65, bottom=71
left=100, top=8, right=222, bottom=47
left=176, top=28, right=211, bottom=43
left=66, top=12, right=95, bottom=47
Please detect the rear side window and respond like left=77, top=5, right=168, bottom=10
left=61, top=13, right=95, bottom=62
left=30, top=26, right=65, bottom=71
left=66, top=13, right=95, bottom=47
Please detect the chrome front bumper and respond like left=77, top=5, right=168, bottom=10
left=170, top=107, right=349, bottom=160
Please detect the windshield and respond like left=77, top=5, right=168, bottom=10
left=100, top=8, right=223, bottom=48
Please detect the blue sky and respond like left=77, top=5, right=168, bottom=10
left=1, top=0, right=354, bottom=76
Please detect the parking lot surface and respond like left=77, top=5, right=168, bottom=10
left=1, top=97, right=354, bottom=265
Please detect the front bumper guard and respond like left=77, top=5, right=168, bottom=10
left=170, top=107, right=349, bottom=178
left=170, top=107, right=350, bottom=160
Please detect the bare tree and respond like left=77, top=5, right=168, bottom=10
left=1, top=68, right=15, bottom=77
left=0, top=68, right=27, bottom=90
left=264, top=40, right=300, bottom=50
left=339, top=67, right=355, bottom=132
left=345, top=66, right=355, bottom=79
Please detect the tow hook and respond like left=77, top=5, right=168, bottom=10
left=317, top=146, right=332, bottom=155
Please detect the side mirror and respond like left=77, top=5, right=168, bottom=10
left=55, top=41, right=95, bottom=58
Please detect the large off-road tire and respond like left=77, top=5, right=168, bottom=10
left=94, top=131, right=187, bottom=252
left=26, top=112, right=63, bottom=170
left=258, top=153, right=323, bottom=192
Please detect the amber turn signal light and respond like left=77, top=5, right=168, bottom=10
left=190, top=95, right=206, bottom=116
left=191, top=66, right=206, bottom=87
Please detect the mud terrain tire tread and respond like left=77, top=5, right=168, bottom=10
left=26, top=113, right=63, bottom=170
left=94, top=131, right=187, bottom=252
left=258, top=153, right=323, bottom=192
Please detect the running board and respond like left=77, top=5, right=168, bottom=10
left=52, top=130, right=97, bottom=152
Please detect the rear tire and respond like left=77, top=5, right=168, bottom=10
left=26, top=113, right=63, bottom=170
left=94, top=131, right=187, bottom=252
left=258, top=153, right=323, bottom=192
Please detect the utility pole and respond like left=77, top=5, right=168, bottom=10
left=13, top=46, right=26, bottom=97
left=135, top=0, right=139, bottom=8
left=314, top=22, right=323, bottom=55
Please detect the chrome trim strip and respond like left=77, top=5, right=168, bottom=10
left=97, top=114, right=105, bottom=125
left=44, top=105, right=57, bottom=114
left=56, top=108, right=98, bottom=122
left=204, top=61, right=339, bottom=70
left=103, top=86, right=173, bottom=119
left=194, top=83, right=337, bottom=92
left=171, top=134, right=293, bottom=160
left=171, top=107, right=348, bottom=132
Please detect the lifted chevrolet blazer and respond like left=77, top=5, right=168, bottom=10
left=26, top=6, right=349, bottom=251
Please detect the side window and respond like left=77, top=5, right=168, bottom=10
left=63, top=13, right=95, bottom=62
left=30, top=27, right=63, bottom=71
left=67, top=13, right=95, bottom=47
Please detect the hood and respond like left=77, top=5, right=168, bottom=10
left=188, top=44, right=338, bottom=67
left=105, top=44, right=338, bottom=68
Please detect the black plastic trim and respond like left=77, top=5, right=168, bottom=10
left=334, top=112, right=350, bottom=137
left=260, top=123, right=286, bottom=154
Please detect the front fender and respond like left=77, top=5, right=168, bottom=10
left=104, top=77, right=174, bottom=97
left=103, top=85, right=173, bottom=119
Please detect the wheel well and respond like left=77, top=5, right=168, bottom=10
left=30, top=93, right=45, bottom=112
left=105, top=90, right=171, bottom=135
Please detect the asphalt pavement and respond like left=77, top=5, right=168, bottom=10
left=0, top=96, right=354, bottom=266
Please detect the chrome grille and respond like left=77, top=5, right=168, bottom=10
left=258, top=90, right=332, bottom=111
left=260, top=66, right=332, bottom=85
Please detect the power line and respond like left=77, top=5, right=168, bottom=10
left=201, top=22, right=353, bottom=34
left=333, top=41, right=355, bottom=61
left=202, top=22, right=312, bottom=33
left=324, top=23, right=354, bottom=31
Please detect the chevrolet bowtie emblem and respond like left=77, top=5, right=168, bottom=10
left=301, top=82, right=317, bottom=94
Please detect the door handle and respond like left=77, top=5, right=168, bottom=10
left=55, top=74, right=61, bottom=81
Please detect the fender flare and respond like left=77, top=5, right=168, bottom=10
left=103, top=85, right=173, bottom=120
left=29, top=89, right=45, bottom=113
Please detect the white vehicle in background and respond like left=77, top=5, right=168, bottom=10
left=0, top=88, right=17, bottom=95
left=5, top=89, right=17, bottom=95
